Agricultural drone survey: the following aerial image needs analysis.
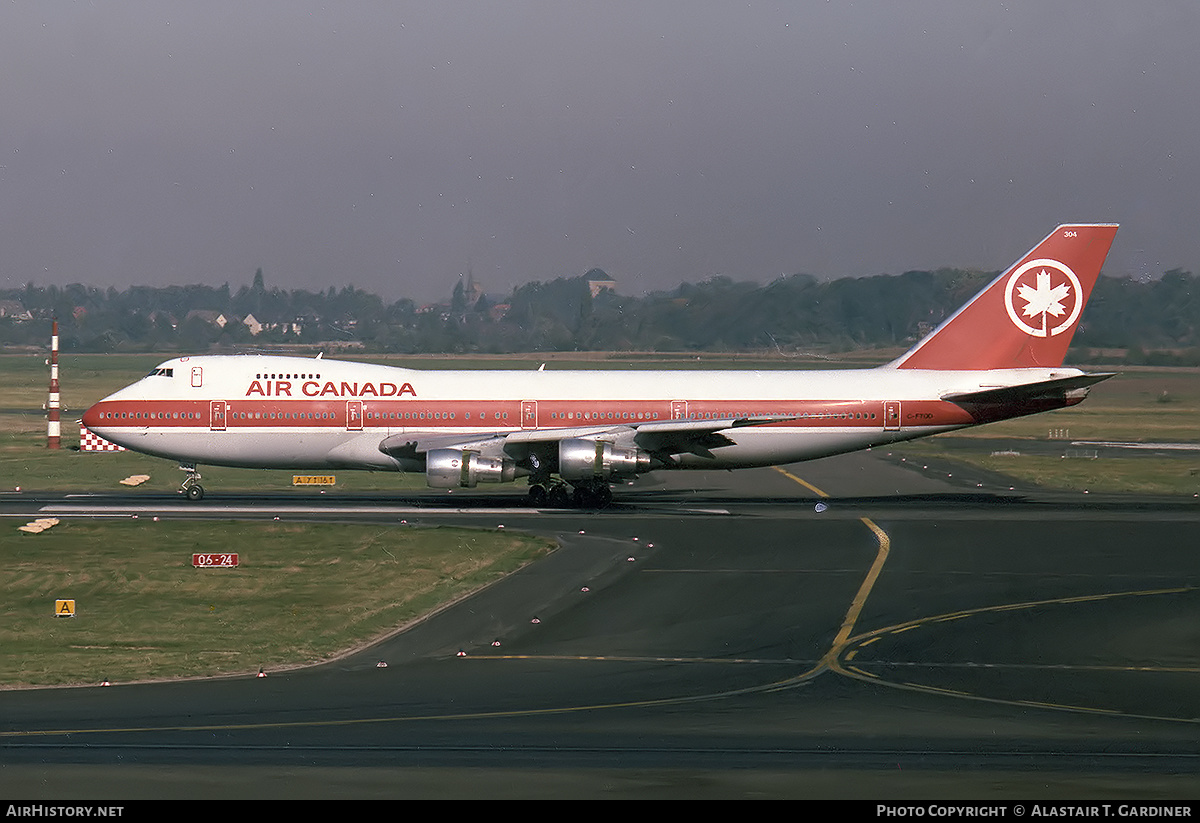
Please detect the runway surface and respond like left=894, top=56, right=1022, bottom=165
left=2, top=450, right=1198, bottom=799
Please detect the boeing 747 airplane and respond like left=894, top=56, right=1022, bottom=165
left=82, top=223, right=1118, bottom=507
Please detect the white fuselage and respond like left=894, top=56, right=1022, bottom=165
left=83, top=354, right=1084, bottom=474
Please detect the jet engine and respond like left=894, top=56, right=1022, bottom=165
left=558, top=438, right=650, bottom=481
left=426, top=448, right=517, bottom=488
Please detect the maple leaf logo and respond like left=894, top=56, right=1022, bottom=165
left=1003, top=259, right=1083, bottom=338
left=1017, top=269, right=1071, bottom=331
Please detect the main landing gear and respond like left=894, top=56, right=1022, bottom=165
left=526, top=479, right=613, bottom=509
left=179, top=464, right=204, bottom=501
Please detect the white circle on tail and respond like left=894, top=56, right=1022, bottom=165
left=1003, top=258, right=1083, bottom=338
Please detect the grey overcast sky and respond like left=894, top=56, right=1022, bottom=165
left=1, top=2, right=1197, bottom=303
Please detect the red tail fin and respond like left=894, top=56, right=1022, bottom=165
left=892, top=224, right=1118, bottom=370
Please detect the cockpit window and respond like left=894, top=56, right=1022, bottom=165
left=148, top=368, right=174, bottom=377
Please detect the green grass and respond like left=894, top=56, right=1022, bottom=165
left=973, top=454, right=1200, bottom=496
left=0, top=520, right=553, bottom=687
left=891, top=440, right=1200, bottom=497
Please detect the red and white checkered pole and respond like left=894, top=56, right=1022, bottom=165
left=47, top=319, right=60, bottom=450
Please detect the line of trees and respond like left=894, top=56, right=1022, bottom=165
left=1, top=267, right=1196, bottom=363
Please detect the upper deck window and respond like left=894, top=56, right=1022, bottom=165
left=147, top=368, right=174, bottom=377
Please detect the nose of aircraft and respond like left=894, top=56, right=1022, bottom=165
left=81, top=397, right=116, bottom=431
left=81, top=380, right=147, bottom=432
left=80, top=400, right=102, bottom=430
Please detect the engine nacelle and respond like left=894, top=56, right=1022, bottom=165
left=426, top=449, right=517, bottom=488
left=558, top=438, right=650, bottom=482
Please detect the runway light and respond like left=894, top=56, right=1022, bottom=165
left=491, top=639, right=501, bottom=647
left=627, top=556, right=636, bottom=562
left=376, top=660, right=388, bottom=668
left=456, top=649, right=467, bottom=657
left=814, top=502, right=828, bottom=513
left=531, top=616, right=541, bottom=624
left=578, top=530, right=585, bottom=534
left=100, top=679, right=110, bottom=687
left=581, top=586, right=589, bottom=592
left=257, top=668, right=267, bottom=678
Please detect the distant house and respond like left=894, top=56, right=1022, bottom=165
left=417, top=303, right=452, bottom=322
left=0, top=300, right=32, bottom=320
left=290, top=314, right=320, bottom=335
left=586, top=275, right=617, bottom=298
left=242, top=313, right=263, bottom=336
left=186, top=310, right=229, bottom=328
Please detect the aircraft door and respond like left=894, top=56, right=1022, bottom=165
left=883, top=401, right=900, bottom=431
left=521, top=400, right=537, bottom=429
left=671, top=400, right=688, bottom=420
left=346, top=400, right=363, bottom=431
left=209, top=401, right=226, bottom=431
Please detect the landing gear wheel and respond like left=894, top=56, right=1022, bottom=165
left=572, top=482, right=613, bottom=509
left=547, top=484, right=571, bottom=508
left=527, top=484, right=548, bottom=507
left=178, top=463, right=204, bottom=501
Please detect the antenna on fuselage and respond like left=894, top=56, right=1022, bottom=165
left=315, top=352, right=323, bottom=360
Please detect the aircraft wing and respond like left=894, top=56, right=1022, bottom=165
left=377, top=425, right=618, bottom=461
left=377, top=415, right=798, bottom=464
left=628, top=416, right=799, bottom=460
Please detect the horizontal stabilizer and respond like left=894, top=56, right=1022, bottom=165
left=941, top=372, right=1116, bottom=405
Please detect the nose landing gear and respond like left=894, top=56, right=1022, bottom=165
left=179, top=464, right=204, bottom=501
